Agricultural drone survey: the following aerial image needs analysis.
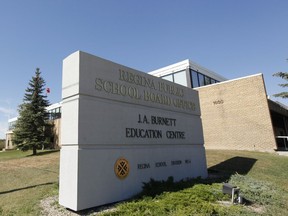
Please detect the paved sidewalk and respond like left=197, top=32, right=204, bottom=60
left=276, top=151, right=288, bottom=156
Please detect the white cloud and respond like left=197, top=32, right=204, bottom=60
left=0, top=107, right=14, bottom=115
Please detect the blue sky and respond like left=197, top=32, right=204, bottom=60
left=0, top=0, right=288, bottom=138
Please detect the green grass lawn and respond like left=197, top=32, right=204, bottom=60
left=0, top=150, right=34, bottom=161
left=0, top=149, right=287, bottom=215
left=0, top=150, right=59, bottom=216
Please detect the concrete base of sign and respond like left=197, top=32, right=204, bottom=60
left=59, top=51, right=207, bottom=211
left=59, top=145, right=207, bottom=211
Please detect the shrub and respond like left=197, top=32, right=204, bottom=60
left=139, top=176, right=203, bottom=198
left=103, top=177, right=250, bottom=216
left=229, top=174, right=281, bottom=206
left=0, top=139, right=5, bottom=150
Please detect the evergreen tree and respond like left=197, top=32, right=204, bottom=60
left=273, top=71, right=288, bottom=99
left=273, top=59, right=288, bottom=99
left=12, top=68, right=50, bottom=155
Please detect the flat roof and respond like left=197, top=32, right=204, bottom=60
left=195, top=73, right=263, bottom=89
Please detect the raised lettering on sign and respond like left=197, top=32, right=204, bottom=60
left=137, top=163, right=150, bottom=169
left=171, top=160, right=182, bottom=165
left=213, top=100, right=224, bottom=105
left=166, top=131, right=185, bottom=139
left=126, top=128, right=162, bottom=139
left=138, top=114, right=150, bottom=124
left=155, top=162, right=167, bottom=167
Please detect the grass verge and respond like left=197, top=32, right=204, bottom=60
left=0, top=150, right=59, bottom=215
left=0, top=149, right=287, bottom=215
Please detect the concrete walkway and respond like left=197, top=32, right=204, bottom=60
left=276, top=151, right=288, bottom=156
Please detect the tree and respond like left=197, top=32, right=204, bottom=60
left=273, top=72, right=288, bottom=98
left=12, top=68, right=50, bottom=155
left=0, top=139, right=5, bottom=150
left=273, top=59, right=288, bottom=99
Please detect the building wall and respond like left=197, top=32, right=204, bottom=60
left=5, top=132, right=13, bottom=150
left=52, top=118, right=61, bottom=148
left=197, top=74, right=276, bottom=152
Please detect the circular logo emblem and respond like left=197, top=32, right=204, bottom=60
left=114, top=158, right=129, bottom=179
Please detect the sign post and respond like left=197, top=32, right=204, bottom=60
left=59, top=51, right=207, bottom=211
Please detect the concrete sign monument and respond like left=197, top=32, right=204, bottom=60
left=59, top=51, right=208, bottom=211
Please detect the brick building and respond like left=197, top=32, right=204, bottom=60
left=150, top=60, right=288, bottom=152
left=197, top=74, right=276, bottom=151
left=5, top=59, right=288, bottom=152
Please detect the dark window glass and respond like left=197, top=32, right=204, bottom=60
left=204, top=76, right=211, bottom=85
left=191, top=70, right=199, bottom=88
left=198, top=73, right=205, bottom=86
left=211, top=79, right=216, bottom=84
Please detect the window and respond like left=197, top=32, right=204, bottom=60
left=204, top=76, right=211, bottom=85
left=48, top=106, right=61, bottom=120
left=161, top=69, right=220, bottom=88
left=191, top=71, right=199, bottom=88
left=173, top=71, right=187, bottom=87
left=162, top=74, right=173, bottom=82
left=198, top=73, right=205, bottom=86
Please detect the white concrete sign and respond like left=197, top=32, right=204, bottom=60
left=59, top=51, right=207, bottom=211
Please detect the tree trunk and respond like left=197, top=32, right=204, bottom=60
left=33, top=146, right=37, bottom=155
